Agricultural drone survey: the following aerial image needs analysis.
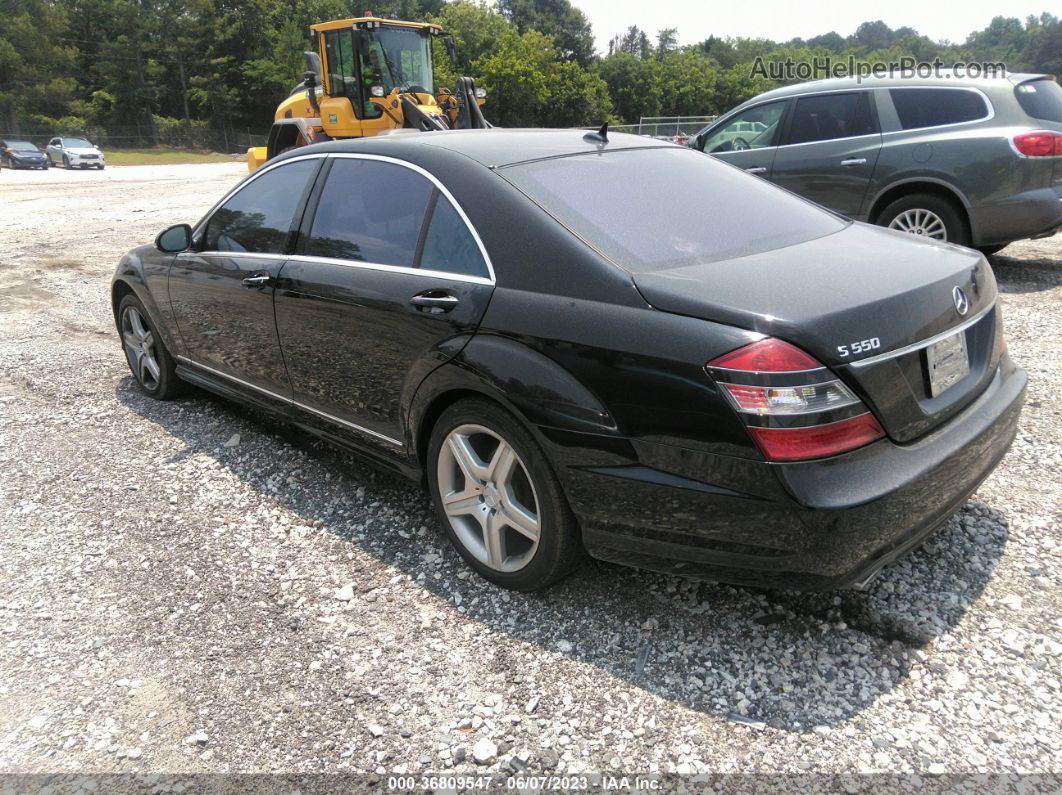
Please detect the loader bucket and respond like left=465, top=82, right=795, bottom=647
left=247, top=146, right=269, bottom=173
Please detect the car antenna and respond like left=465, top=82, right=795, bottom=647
left=583, top=122, right=608, bottom=144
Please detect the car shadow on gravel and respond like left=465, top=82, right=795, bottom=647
left=116, top=379, right=1009, bottom=732
left=989, top=250, right=1061, bottom=295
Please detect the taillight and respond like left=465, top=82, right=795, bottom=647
left=1012, top=131, right=1062, bottom=157
left=707, top=338, right=885, bottom=463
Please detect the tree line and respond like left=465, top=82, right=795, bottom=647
left=1, top=0, right=1059, bottom=148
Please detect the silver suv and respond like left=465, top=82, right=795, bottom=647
left=690, top=72, right=1062, bottom=254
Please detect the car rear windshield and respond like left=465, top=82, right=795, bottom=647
left=1015, top=78, right=1062, bottom=123
left=501, top=147, right=846, bottom=273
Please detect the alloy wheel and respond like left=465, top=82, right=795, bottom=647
left=121, top=306, right=161, bottom=390
left=436, top=424, right=541, bottom=573
left=888, top=208, right=947, bottom=241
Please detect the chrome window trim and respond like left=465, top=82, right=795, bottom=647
left=285, top=252, right=494, bottom=285
left=189, top=152, right=495, bottom=284
left=176, top=355, right=404, bottom=447
left=848, top=302, right=995, bottom=369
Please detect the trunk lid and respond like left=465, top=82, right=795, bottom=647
left=634, top=222, right=1001, bottom=442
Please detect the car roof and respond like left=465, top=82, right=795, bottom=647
left=293, top=128, right=675, bottom=169
left=746, top=71, right=1052, bottom=104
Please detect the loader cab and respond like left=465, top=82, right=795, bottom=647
left=315, top=18, right=444, bottom=137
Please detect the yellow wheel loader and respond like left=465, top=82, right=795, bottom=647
left=247, top=14, right=489, bottom=172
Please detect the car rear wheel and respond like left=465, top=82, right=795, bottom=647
left=427, top=398, right=583, bottom=591
left=118, top=294, right=185, bottom=400
left=878, top=193, right=969, bottom=246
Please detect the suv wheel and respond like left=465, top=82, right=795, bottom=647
left=878, top=193, right=969, bottom=246
left=427, top=399, right=583, bottom=591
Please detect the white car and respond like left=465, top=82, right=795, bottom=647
left=46, top=136, right=105, bottom=170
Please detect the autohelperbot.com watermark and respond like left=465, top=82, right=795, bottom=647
left=750, top=56, right=1007, bottom=83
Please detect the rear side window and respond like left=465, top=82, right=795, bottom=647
left=503, top=147, right=846, bottom=273
left=1015, top=79, right=1062, bottom=123
left=204, top=159, right=319, bottom=254
left=889, top=88, right=989, bottom=129
left=307, top=158, right=433, bottom=265
left=420, top=195, right=488, bottom=278
left=786, top=92, right=876, bottom=144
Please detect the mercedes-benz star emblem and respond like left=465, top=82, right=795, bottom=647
left=952, top=286, right=970, bottom=316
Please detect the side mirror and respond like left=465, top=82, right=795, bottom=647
left=156, top=223, right=192, bottom=253
left=444, top=35, right=458, bottom=67
left=689, top=132, right=704, bottom=150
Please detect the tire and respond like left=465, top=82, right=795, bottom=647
left=63, top=155, right=71, bottom=170
left=877, top=193, right=969, bottom=246
left=426, top=398, right=584, bottom=591
left=117, top=294, right=185, bottom=400
left=98, top=164, right=105, bottom=170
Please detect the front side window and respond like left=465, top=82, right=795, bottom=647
left=889, top=88, right=989, bottom=130
left=324, top=30, right=356, bottom=99
left=204, top=159, right=319, bottom=254
left=701, top=101, right=785, bottom=153
left=786, top=92, right=876, bottom=144
left=307, top=159, right=433, bottom=265
left=504, top=147, right=846, bottom=273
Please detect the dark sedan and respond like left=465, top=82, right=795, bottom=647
left=111, top=129, right=1026, bottom=592
left=1, top=139, right=49, bottom=169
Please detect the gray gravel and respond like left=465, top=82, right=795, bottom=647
left=0, top=163, right=1059, bottom=776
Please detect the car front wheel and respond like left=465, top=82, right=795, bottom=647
left=63, top=155, right=71, bottom=169
left=427, top=398, right=583, bottom=591
left=118, top=294, right=185, bottom=400
left=878, top=193, right=969, bottom=246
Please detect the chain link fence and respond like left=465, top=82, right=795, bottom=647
left=601, top=115, right=718, bottom=143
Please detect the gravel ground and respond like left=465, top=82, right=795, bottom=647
left=0, top=163, right=1059, bottom=780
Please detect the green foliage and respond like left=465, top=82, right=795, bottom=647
left=498, top=0, right=594, bottom=65
left=599, top=52, right=659, bottom=122
left=0, top=0, right=77, bottom=132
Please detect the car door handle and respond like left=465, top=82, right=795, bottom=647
left=841, top=158, right=867, bottom=167
left=242, top=273, right=273, bottom=287
left=410, top=292, right=459, bottom=313
left=745, top=166, right=767, bottom=174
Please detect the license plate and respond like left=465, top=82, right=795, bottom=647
left=926, top=331, right=970, bottom=397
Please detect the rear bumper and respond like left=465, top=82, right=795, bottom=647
left=560, top=356, right=1026, bottom=591
left=969, top=190, right=1062, bottom=246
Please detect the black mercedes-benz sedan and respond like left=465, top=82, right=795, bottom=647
left=111, top=129, right=1026, bottom=592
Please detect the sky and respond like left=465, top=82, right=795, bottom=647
left=573, top=0, right=1054, bottom=54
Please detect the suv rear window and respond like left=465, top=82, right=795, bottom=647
left=1015, top=78, right=1062, bottom=123
left=889, top=88, right=989, bottom=129
left=502, top=147, right=846, bottom=273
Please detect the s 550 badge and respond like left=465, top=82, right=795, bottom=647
left=838, top=337, right=881, bottom=358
